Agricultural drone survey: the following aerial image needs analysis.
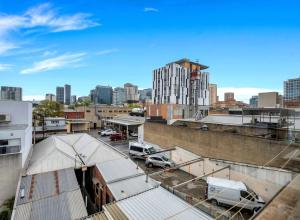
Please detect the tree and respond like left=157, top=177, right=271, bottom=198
left=33, top=100, right=64, bottom=118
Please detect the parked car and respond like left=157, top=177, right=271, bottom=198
left=110, top=133, right=126, bottom=141
left=145, top=155, right=176, bottom=168
left=100, top=129, right=116, bottom=136
left=128, top=141, right=156, bottom=159
left=206, top=177, right=265, bottom=212
left=130, top=131, right=138, bottom=137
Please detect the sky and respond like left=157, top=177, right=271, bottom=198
left=0, top=0, right=299, bottom=102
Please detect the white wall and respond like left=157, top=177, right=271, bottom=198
left=0, top=101, right=32, bottom=125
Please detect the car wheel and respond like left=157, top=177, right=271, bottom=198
left=165, top=165, right=171, bottom=169
left=148, top=163, right=153, bottom=168
left=211, top=199, right=218, bottom=206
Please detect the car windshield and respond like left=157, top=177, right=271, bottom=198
left=148, top=147, right=156, bottom=154
left=162, top=156, right=169, bottom=161
left=246, top=185, right=258, bottom=199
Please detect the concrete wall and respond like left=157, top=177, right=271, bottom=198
left=0, top=154, right=21, bottom=204
left=144, top=122, right=300, bottom=171
left=171, top=147, right=294, bottom=201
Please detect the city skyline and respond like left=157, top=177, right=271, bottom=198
left=1, top=0, right=299, bottom=102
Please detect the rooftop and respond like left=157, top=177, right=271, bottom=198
left=13, top=168, right=87, bottom=220
left=173, top=58, right=209, bottom=70
left=106, top=115, right=145, bottom=126
left=26, top=133, right=124, bottom=175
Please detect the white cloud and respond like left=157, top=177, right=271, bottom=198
left=23, top=95, right=44, bottom=101
left=20, top=52, right=86, bottom=74
left=0, top=3, right=99, bottom=54
left=96, top=48, right=119, bottom=56
left=144, top=7, right=159, bottom=12
left=218, top=87, right=282, bottom=103
left=0, top=41, right=18, bottom=55
left=0, top=63, right=12, bottom=71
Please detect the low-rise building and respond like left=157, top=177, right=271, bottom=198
left=66, top=119, right=90, bottom=133
left=75, top=105, right=132, bottom=129
left=44, top=117, right=66, bottom=131
left=0, top=101, right=32, bottom=204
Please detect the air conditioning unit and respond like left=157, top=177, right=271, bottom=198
left=0, top=113, right=10, bottom=123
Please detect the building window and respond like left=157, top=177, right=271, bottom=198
left=86, top=110, right=90, bottom=113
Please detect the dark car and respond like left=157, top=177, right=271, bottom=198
left=110, top=133, right=126, bottom=141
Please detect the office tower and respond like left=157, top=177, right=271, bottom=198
left=56, top=86, right=64, bottom=104
left=64, top=84, right=71, bottom=105
left=90, top=85, right=113, bottom=105
left=224, top=92, right=234, bottom=101
left=45, top=93, right=56, bottom=102
left=113, top=87, right=125, bottom=105
left=124, top=83, right=139, bottom=103
left=209, top=84, right=217, bottom=105
left=0, top=86, right=22, bottom=101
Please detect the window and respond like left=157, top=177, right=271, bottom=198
left=130, top=146, right=143, bottom=152
left=152, top=157, right=163, bottom=161
left=241, top=191, right=255, bottom=201
left=0, top=140, right=8, bottom=145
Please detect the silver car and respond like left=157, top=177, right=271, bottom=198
left=145, top=155, right=175, bottom=168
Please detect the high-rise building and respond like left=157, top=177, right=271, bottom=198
left=224, top=92, right=235, bottom=101
left=71, top=95, right=77, bottom=104
left=152, top=58, right=210, bottom=117
left=113, top=87, right=125, bottom=105
left=0, top=86, right=22, bottom=101
left=90, top=85, right=113, bottom=105
left=249, top=96, right=258, bottom=107
left=284, top=77, right=300, bottom=107
left=56, top=86, right=64, bottom=104
left=64, top=84, right=71, bottom=105
left=45, top=93, right=56, bottom=102
left=209, top=84, right=217, bottom=105
left=124, top=83, right=139, bottom=103
left=258, top=92, right=282, bottom=108
left=139, top=88, right=152, bottom=102
left=77, top=96, right=90, bottom=103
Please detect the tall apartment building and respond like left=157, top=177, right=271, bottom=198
left=249, top=95, right=258, bottom=107
left=152, top=58, right=209, bottom=118
left=209, top=84, right=217, bottom=105
left=139, top=88, right=152, bottom=102
left=71, top=95, right=77, bottom=104
left=224, top=92, right=235, bottom=101
left=113, top=87, right=125, bottom=105
left=284, top=77, right=300, bottom=107
left=90, top=85, right=113, bottom=105
left=0, top=86, right=22, bottom=101
left=64, top=84, right=71, bottom=105
left=258, top=92, right=282, bottom=108
left=124, top=83, right=139, bottom=103
left=0, top=101, right=32, bottom=203
left=45, top=93, right=56, bottom=102
left=56, top=86, right=64, bottom=104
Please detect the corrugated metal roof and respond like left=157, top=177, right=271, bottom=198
left=104, top=203, right=129, bottom=220
left=106, top=116, right=145, bottom=126
left=107, top=175, right=160, bottom=201
left=116, top=187, right=213, bottom=220
left=26, top=133, right=124, bottom=175
left=13, top=168, right=87, bottom=220
left=96, top=158, right=144, bottom=183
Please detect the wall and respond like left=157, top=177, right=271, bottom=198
left=144, top=122, right=300, bottom=171
left=171, top=147, right=294, bottom=201
left=0, top=153, right=21, bottom=204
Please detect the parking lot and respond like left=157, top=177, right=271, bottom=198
left=89, top=129, right=252, bottom=219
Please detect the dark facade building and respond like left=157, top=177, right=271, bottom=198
left=56, top=86, right=64, bottom=104
left=90, top=85, right=113, bottom=105
left=249, top=95, right=258, bottom=107
left=284, top=77, right=300, bottom=107
left=64, top=84, right=71, bottom=105
left=0, top=86, right=22, bottom=101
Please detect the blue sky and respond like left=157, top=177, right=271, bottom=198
left=0, top=0, right=299, bottom=102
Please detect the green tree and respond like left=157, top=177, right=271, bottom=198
left=33, top=100, right=64, bottom=117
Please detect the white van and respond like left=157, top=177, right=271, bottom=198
left=128, top=141, right=156, bottom=159
left=206, top=177, right=265, bottom=212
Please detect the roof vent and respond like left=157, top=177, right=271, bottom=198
left=0, top=113, right=10, bottom=123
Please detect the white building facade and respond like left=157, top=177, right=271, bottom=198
left=0, top=101, right=32, bottom=204
left=152, top=59, right=210, bottom=117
